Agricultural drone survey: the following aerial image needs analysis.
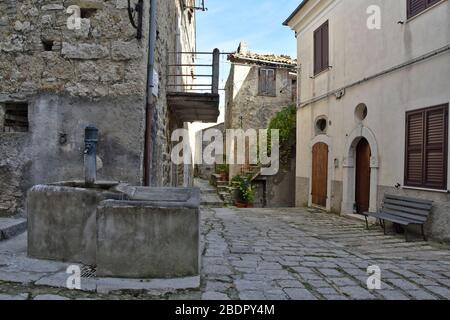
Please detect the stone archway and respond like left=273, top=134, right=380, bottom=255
left=309, top=135, right=333, bottom=211
left=342, top=125, right=379, bottom=214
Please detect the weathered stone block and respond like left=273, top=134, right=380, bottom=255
left=111, top=40, right=142, bottom=61
left=61, top=42, right=109, bottom=60
left=27, top=184, right=120, bottom=265
left=96, top=188, right=200, bottom=279
left=41, top=4, right=64, bottom=11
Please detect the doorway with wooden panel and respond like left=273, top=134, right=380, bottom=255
left=311, top=142, right=328, bottom=208
left=355, top=138, right=371, bottom=214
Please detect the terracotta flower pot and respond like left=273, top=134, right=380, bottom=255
left=235, top=201, right=254, bottom=208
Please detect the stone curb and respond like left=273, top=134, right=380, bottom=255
left=0, top=218, right=27, bottom=241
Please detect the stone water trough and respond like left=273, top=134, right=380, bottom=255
left=27, top=182, right=200, bottom=279
left=27, top=126, right=200, bottom=280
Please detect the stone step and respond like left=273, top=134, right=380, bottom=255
left=0, top=217, right=27, bottom=241
left=202, top=188, right=218, bottom=195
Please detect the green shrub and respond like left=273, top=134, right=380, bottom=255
left=267, top=105, right=297, bottom=166
left=231, top=175, right=255, bottom=204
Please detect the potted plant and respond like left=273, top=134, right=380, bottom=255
left=231, top=175, right=255, bottom=208
left=215, top=164, right=229, bottom=181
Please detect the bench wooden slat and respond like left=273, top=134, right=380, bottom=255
left=368, top=212, right=414, bottom=226
left=385, top=194, right=433, bottom=206
left=383, top=198, right=432, bottom=211
left=382, top=203, right=431, bottom=217
left=379, top=208, right=427, bottom=223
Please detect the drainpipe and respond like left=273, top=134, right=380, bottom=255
left=144, top=0, right=157, bottom=186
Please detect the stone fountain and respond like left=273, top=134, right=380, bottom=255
left=27, top=127, right=200, bottom=279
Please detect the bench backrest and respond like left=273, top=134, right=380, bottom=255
left=381, top=194, right=433, bottom=223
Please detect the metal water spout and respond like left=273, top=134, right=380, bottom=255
left=84, top=126, right=98, bottom=186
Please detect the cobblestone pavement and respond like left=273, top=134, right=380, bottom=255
left=1, top=207, right=450, bottom=300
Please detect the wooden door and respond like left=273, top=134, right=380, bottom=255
left=312, top=143, right=328, bottom=207
left=355, top=139, right=371, bottom=214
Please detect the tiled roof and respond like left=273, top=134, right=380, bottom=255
left=228, top=51, right=297, bottom=67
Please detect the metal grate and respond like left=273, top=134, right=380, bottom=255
left=80, top=265, right=96, bottom=278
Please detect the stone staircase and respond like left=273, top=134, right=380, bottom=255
left=194, top=178, right=225, bottom=207
left=216, top=180, right=234, bottom=206
left=240, top=164, right=262, bottom=181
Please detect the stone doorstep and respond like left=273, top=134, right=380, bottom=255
left=0, top=218, right=27, bottom=241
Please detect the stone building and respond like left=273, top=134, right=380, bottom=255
left=194, top=122, right=225, bottom=181
left=224, top=42, right=297, bottom=207
left=285, top=0, right=450, bottom=242
left=0, top=0, right=219, bottom=217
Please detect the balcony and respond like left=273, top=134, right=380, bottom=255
left=167, top=49, right=220, bottom=123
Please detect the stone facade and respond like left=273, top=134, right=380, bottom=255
left=285, top=0, right=450, bottom=242
left=0, top=0, right=197, bottom=216
left=224, top=43, right=297, bottom=207
left=194, top=123, right=225, bottom=180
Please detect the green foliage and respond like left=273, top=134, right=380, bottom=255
left=215, top=164, right=229, bottom=175
left=231, top=175, right=255, bottom=204
left=267, top=105, right=297, bottom=166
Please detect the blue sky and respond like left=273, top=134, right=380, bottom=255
left=196, top=0, right=301, bottom=57
left=189, top=1, right=302, bottom=135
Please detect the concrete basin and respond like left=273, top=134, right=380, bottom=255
left=27, top=183, right=200, bottom=279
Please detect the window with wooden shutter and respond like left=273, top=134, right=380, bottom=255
left=314, top=21, right=329, bottom=75
left=405, top=104, right=448, bottom=190
left=258, top=68, right=276, bottom=97
left=407, top=0, right=442, bottom=19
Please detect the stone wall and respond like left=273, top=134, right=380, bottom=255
left=225, top=64, right=295, bottom=131
left=0, top=0, right=195, bottom=216
left=224, top=62, right=297, bottom=207
left=194, top=123, right=225, bottom=180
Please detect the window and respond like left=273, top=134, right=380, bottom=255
left=355, top=103, right=368, bottom=122
left=407, top=0, right=441, bottom=19
left=1, top=102, right=29, bottom=132
left=405, top=104, right=448, bottom=190
left=258, top=68, right=276, bottom=96
left=315, top=117, right=328, bottom=135
left=314, top=21, right=329, bottom=75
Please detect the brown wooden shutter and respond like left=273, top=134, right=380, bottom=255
left=314, top=27, right=322, bottom=74
left=405, top=104, right=448, bottom=190
left=321, top=21, right=329, bottom=70
left=424, top=105, right=448, bottom=189
left=407, top=0, right=440, bottom=19
left=405, top=111, right=424, bottom=187
left=314, top=21, right=329, bottom=75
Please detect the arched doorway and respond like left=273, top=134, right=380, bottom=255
left=355, top=138, right=371, bottom=214
left=342, top=126, right=379, bottom=215
left=311, top=142, right=328, bottom=208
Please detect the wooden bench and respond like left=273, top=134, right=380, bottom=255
left=364, top=194, right=433, bottom=241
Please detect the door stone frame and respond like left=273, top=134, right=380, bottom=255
left=309, top=135, right=333, bottom=211
left=342, top=125, right=379, bottom=214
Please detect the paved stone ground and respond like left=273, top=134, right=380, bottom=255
left=1, top=207, right=450, bottom=300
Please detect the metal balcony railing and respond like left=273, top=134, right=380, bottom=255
left=167, top=49, right=220, bottom=95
